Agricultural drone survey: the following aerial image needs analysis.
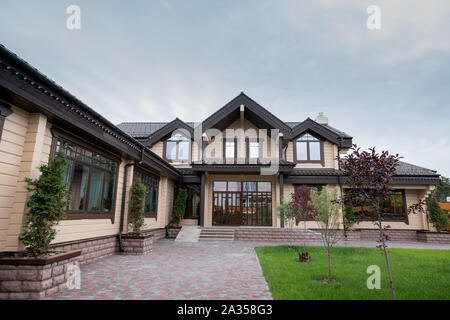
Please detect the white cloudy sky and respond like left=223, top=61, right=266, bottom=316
left=1, top=0, right=449, bottom=176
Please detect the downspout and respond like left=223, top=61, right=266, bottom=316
left=337, top=139, right=347, bottom=238
left=118, top=147, right=145, bottom=252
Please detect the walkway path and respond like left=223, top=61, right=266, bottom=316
left=45, top=239, right=449, bottom=300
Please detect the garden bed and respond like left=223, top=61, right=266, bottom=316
left=121, top=233, right=153, bottom=255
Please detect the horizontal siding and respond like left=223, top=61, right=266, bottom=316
left=0, top=106, right=28, bottom=251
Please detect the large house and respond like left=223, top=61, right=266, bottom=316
left=0, top=45, right=441, bottom=262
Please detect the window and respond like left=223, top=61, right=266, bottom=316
left=165, top=134, right=190, bottom=162
left=295, top=133, right=322, bottom=162
left=349, top=190, right=407, bottom=221
left=55, top=138, right=118, bottom=217
left=247, top=138, right=261, bottom=159
left=224, top=139, right=236, bottom=159
left=134, top=170, right=159, bottom=217
left=213, top=181, right=272, bottom=226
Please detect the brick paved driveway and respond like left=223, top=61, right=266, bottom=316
left=46, top=240, right=272, bottom=300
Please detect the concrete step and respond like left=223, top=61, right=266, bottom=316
left=199, top=227, right=235, bottom=241
left=199, top=237, right=234, bottom=241
left=200, top=234, right=234, bottom=238
left=200, top=230, right=235, bottom=234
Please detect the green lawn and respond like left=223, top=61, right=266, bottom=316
left=255, top=246, right=450, bottom=300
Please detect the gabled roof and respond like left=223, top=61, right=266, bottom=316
left=287, top=118, right=353, bottom=148
left=140, top=118, right=195, bottom=147
left=201, top=92, right=292, bottom=136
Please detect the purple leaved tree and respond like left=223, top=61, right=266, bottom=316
left=290, top=185, right=314, bottom=262
left=339, top=145, right=425, bottom=300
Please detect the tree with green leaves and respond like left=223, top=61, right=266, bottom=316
left=428, top=198, right=448, bottom=231
left=429, top=176, right=450, bottom=203
left=310, top=187, right=342, bottom=282
left=172, top=188, right=188, bottom=226
left=128, top=178, right=147, bottom=235
left=19, top=152, right=70, bottom=256
left=277, top=198, right=296, bottom=249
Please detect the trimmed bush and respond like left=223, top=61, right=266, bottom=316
left=128, top=179, right=147, bottom=235
left=428, top=198, right=448, bottom=232
left=19, top=152, right=70, bottom=256
left=172, top=188, right=187, bottom=226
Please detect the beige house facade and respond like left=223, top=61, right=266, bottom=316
left=0, top=45, right=442, bottom=256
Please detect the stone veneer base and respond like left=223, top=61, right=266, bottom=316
left=0, top=250, right=81, bottom=300
left=121, top=234, right=153, bottom=255
left=235, top=228, right=450, bottom=243
left=417, top=231, right=450, bottom=244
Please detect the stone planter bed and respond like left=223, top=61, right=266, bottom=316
left=121, top=233, right=153, bottom=255
left=167, top=226, right=182, bottom=239
left=0, top=250, right=81, bottom=300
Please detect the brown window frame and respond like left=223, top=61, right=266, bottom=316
left=293, top=133, right=325, bottom=166
left=50, top=128, right=120, bottom=222
left=222, top=137, right=238, bottom=162
left=163, top=133, right=191, bottom=163
left=133, top=168, right=160, bottom=219
left=245, top=137, right=263, bottom=162
left=347, top=189, right=409, bottom=223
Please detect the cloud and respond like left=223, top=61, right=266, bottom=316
left=0, top=0, right=448, bottom=176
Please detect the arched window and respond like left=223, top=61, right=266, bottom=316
left=165, top=133, right=190, bottom=162
left=295, top=133, right=322, bottom=162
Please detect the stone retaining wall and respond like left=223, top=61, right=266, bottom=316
left=167, top=227, right=181, bottom=239
left=51, top=235, right=118, bottom=265
left=0, top=253, right=80, bottom=300
left=234, top=228, right=450, bottom=243
left=359, top=229, right=418, bottom=241
left=121, top=235, right=153, bottom=255
left=417, top=231, right=450, bottom=244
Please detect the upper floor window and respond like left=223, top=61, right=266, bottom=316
left=295, top=133, right=322, bottom=162
left=55, top=138, right=118, bottom=216
left=165, top=134, right=190, bottom=162
left=134, top=170, right=159, bottom=217
left=224, top=139, right=236, bottom=159
left=247, top=139, right=261, bottom=159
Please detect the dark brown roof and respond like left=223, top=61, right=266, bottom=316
left=117, top=121, right=196, bottom=139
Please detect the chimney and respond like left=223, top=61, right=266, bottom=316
left=315, top=112, right=328, bottom=125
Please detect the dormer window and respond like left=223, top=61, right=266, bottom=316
left=295, top=133, right=322, bottom=162
left=165, top=133, right=190, bottom=162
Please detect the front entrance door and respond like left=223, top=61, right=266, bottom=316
left=212, top=181, right=272, bottom=226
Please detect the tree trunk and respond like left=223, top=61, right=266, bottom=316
left=303, top=214, right=307, bottom=253
left=327, top=246, right=332, bottom=282
left=378, top=214, right=396, bottom=300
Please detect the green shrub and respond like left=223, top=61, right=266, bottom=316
left=344, top=203, right=355, bottom=231
left=128, top=179, right=147, bottom=235
left=428, top=198, right=448, bottom=232
left=172, top=188, right=187, bottom=226
left=19, top=152, right=70, bottom=256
